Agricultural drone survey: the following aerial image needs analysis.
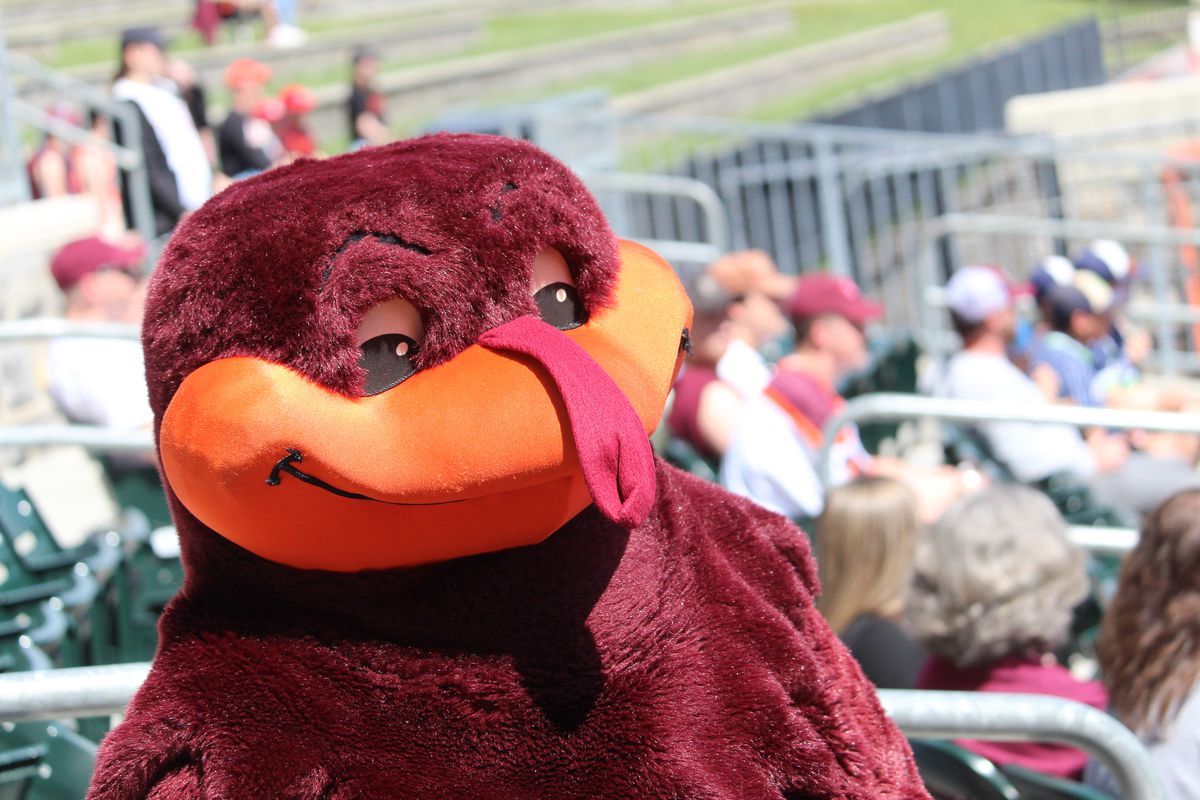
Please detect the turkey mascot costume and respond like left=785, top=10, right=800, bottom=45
left=87, top=134, right=927, bottom=799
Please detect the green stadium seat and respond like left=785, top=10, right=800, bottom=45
left=909, top=739, right=1020, bottom=800
left=105, top=527, right=183, bottom=664
left=1001, top=764, right=1115, bottom=799
left=0, top=721, right=96, bottom=800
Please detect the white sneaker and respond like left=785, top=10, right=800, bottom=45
left=268, top=24, right=308, bottom=48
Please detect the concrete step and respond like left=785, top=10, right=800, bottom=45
left=3, top=0, right=679, bottom=56
left=298, top=2, right=796, bottom=139
left=62, top=14, right=485, bottom=92
left=613, top=12, right=950, bottom=117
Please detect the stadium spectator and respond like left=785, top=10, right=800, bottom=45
left=931, top=265, right=1115, bottom=483
left=1030, top=270, right=1118, bottom=407
left=45, top=238, right=154, bottom=460
left=815, top=477, right=926, bottom=689
left=705, top=250, right=791, bottom=392
left=112, top=27, right=211, bottom=236
left=193, top=0, right=306, bottom=48
left=74, top=109, right=132, bottom=241
left=721, top=273, right=972, bottom=521
left=275, top=84, right=318, bottom=158
left=27, top=103, right=82, bottom=200
left=667, top=273, right=743, bottom=462
left=909, top=485, right=1106, bottom=779
left=1085, top=489, right=1200, bottom=799
left=166, top=59, right=218, bottom=172
left=931, top=265, right=1198, bottom=518
left=219, top=59, right=282, bottom=179
left=349, top=47, right=389, bottom=148
left=667, top=260, right=786, bottom=461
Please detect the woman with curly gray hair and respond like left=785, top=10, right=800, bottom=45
left=909, top=484, right=1106, bottom=779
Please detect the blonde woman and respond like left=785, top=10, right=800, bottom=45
left=909, top=485, right=1105, bottom=778
left=815, top=477, right=926, bottom=689
left=1085, top=489, right=1200, bottom=799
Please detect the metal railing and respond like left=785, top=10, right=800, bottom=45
left=532, top=100, right=1200, bottom=338
left=819, top=393, right=1200, bottom=486
left=0, top=426, right=153, bottom=454
left=882, top=690, right=1165, bottom=800
left=1067, top=525, right=1138, bottom=556
left=0, top=318, right=140, bottom=341
left=582, top=171, right=730, bottom=268
left=0, top=666, right=1162, bottom=798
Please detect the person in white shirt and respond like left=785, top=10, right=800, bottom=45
left=112, top=28, right=212, bottom=217
left=933, top=265, right=1197, bottom=517
left=45, top=238, right=154, bottom=464
left=723, top=273, right=972, bottom=521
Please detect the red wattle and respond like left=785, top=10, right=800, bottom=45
left=479, top=315, right=656, bottom=530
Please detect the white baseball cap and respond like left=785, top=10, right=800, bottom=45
left=944, top=266, right=1013, bottom=324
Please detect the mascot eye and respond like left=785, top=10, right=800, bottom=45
left=359, top=334, right=419, bottom=395
left=534, top=283, right=585, bottom=330
left=530, top=246, right=586, bottom=331
left=356, top=297, right=424, bottom=396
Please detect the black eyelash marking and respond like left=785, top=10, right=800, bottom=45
left=321, top=230, right=433, bottom=284
left=491, top=182, right=518, bottom=222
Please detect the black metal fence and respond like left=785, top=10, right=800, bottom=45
left=815, top=18, right=1107, bottom=134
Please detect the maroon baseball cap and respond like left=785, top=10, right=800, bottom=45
left=785, top=273, right=883, bottom=325
left=50, top=236, right=144, bottom=292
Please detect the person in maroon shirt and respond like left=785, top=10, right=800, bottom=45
left=909, top=484, right=1106, bottom=779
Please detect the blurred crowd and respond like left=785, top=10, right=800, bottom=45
left=26, top=24, right=390, bottom=244
left=666, top=241, right=1200, bottom=796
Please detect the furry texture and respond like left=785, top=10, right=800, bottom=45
left=88, top=134, right=927, bottom=798
left=91, top=464, right=924, bottom=798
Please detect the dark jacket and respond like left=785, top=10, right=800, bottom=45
left=113, top=100, right=185, bottom=237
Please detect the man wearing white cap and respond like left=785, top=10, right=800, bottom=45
left=934, top=266, right=1198, bottom=517
left=934, top=266, right=1105, bottom=484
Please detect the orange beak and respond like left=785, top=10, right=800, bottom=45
left=159, top=241, right=691, bottom=571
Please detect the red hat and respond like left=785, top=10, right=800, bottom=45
left=50, top=236, right=144, bottom=292
left=225, top=58, right=271, bottom=89
left=279, top=83, right=316, bottom=114
left=785, top=273, right=883, bottom=325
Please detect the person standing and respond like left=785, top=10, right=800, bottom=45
left=112, top=27, right=211, bottom=236
left=349, top=47, right=388, bottom=148
left=218, top=58, right=281, bottom=179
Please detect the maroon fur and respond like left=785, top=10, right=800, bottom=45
left=87, top=134, right=927, bottom=798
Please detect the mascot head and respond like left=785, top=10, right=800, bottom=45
left=144, top=134, right=690, bottom=572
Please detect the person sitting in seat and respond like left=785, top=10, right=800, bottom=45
left=815, top=476, right=926, bottom=689
left=218, top=59, right=282, bottom=180
left=909, top=484, right=1106, bottom=779
left=667, top=259, right=789, bottom=463
left=931, top=265, right=1197, bottom=519
left=721, top=273, right=973, bottom=521
left=45, top=237, right=154, bottom=469
left=1085, top=489, right=1200, bottom=799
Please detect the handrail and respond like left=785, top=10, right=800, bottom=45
left=0, top=663, right=150, bottom=722
left=0, top=667, right=1162, bottom=798
left=0, top=426, right=153, bottom=454
left=583, top=171, right=731, bottom=256
left=0, top=319, right=140, bottom=341
left=819, top=393, right=1200, bottom=486
left=880, top=690, right=1164, bottom=800
left=1068, top=525, right=1138, bottom=557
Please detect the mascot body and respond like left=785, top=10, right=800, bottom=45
left=87, top=135, right=927, bottom=799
